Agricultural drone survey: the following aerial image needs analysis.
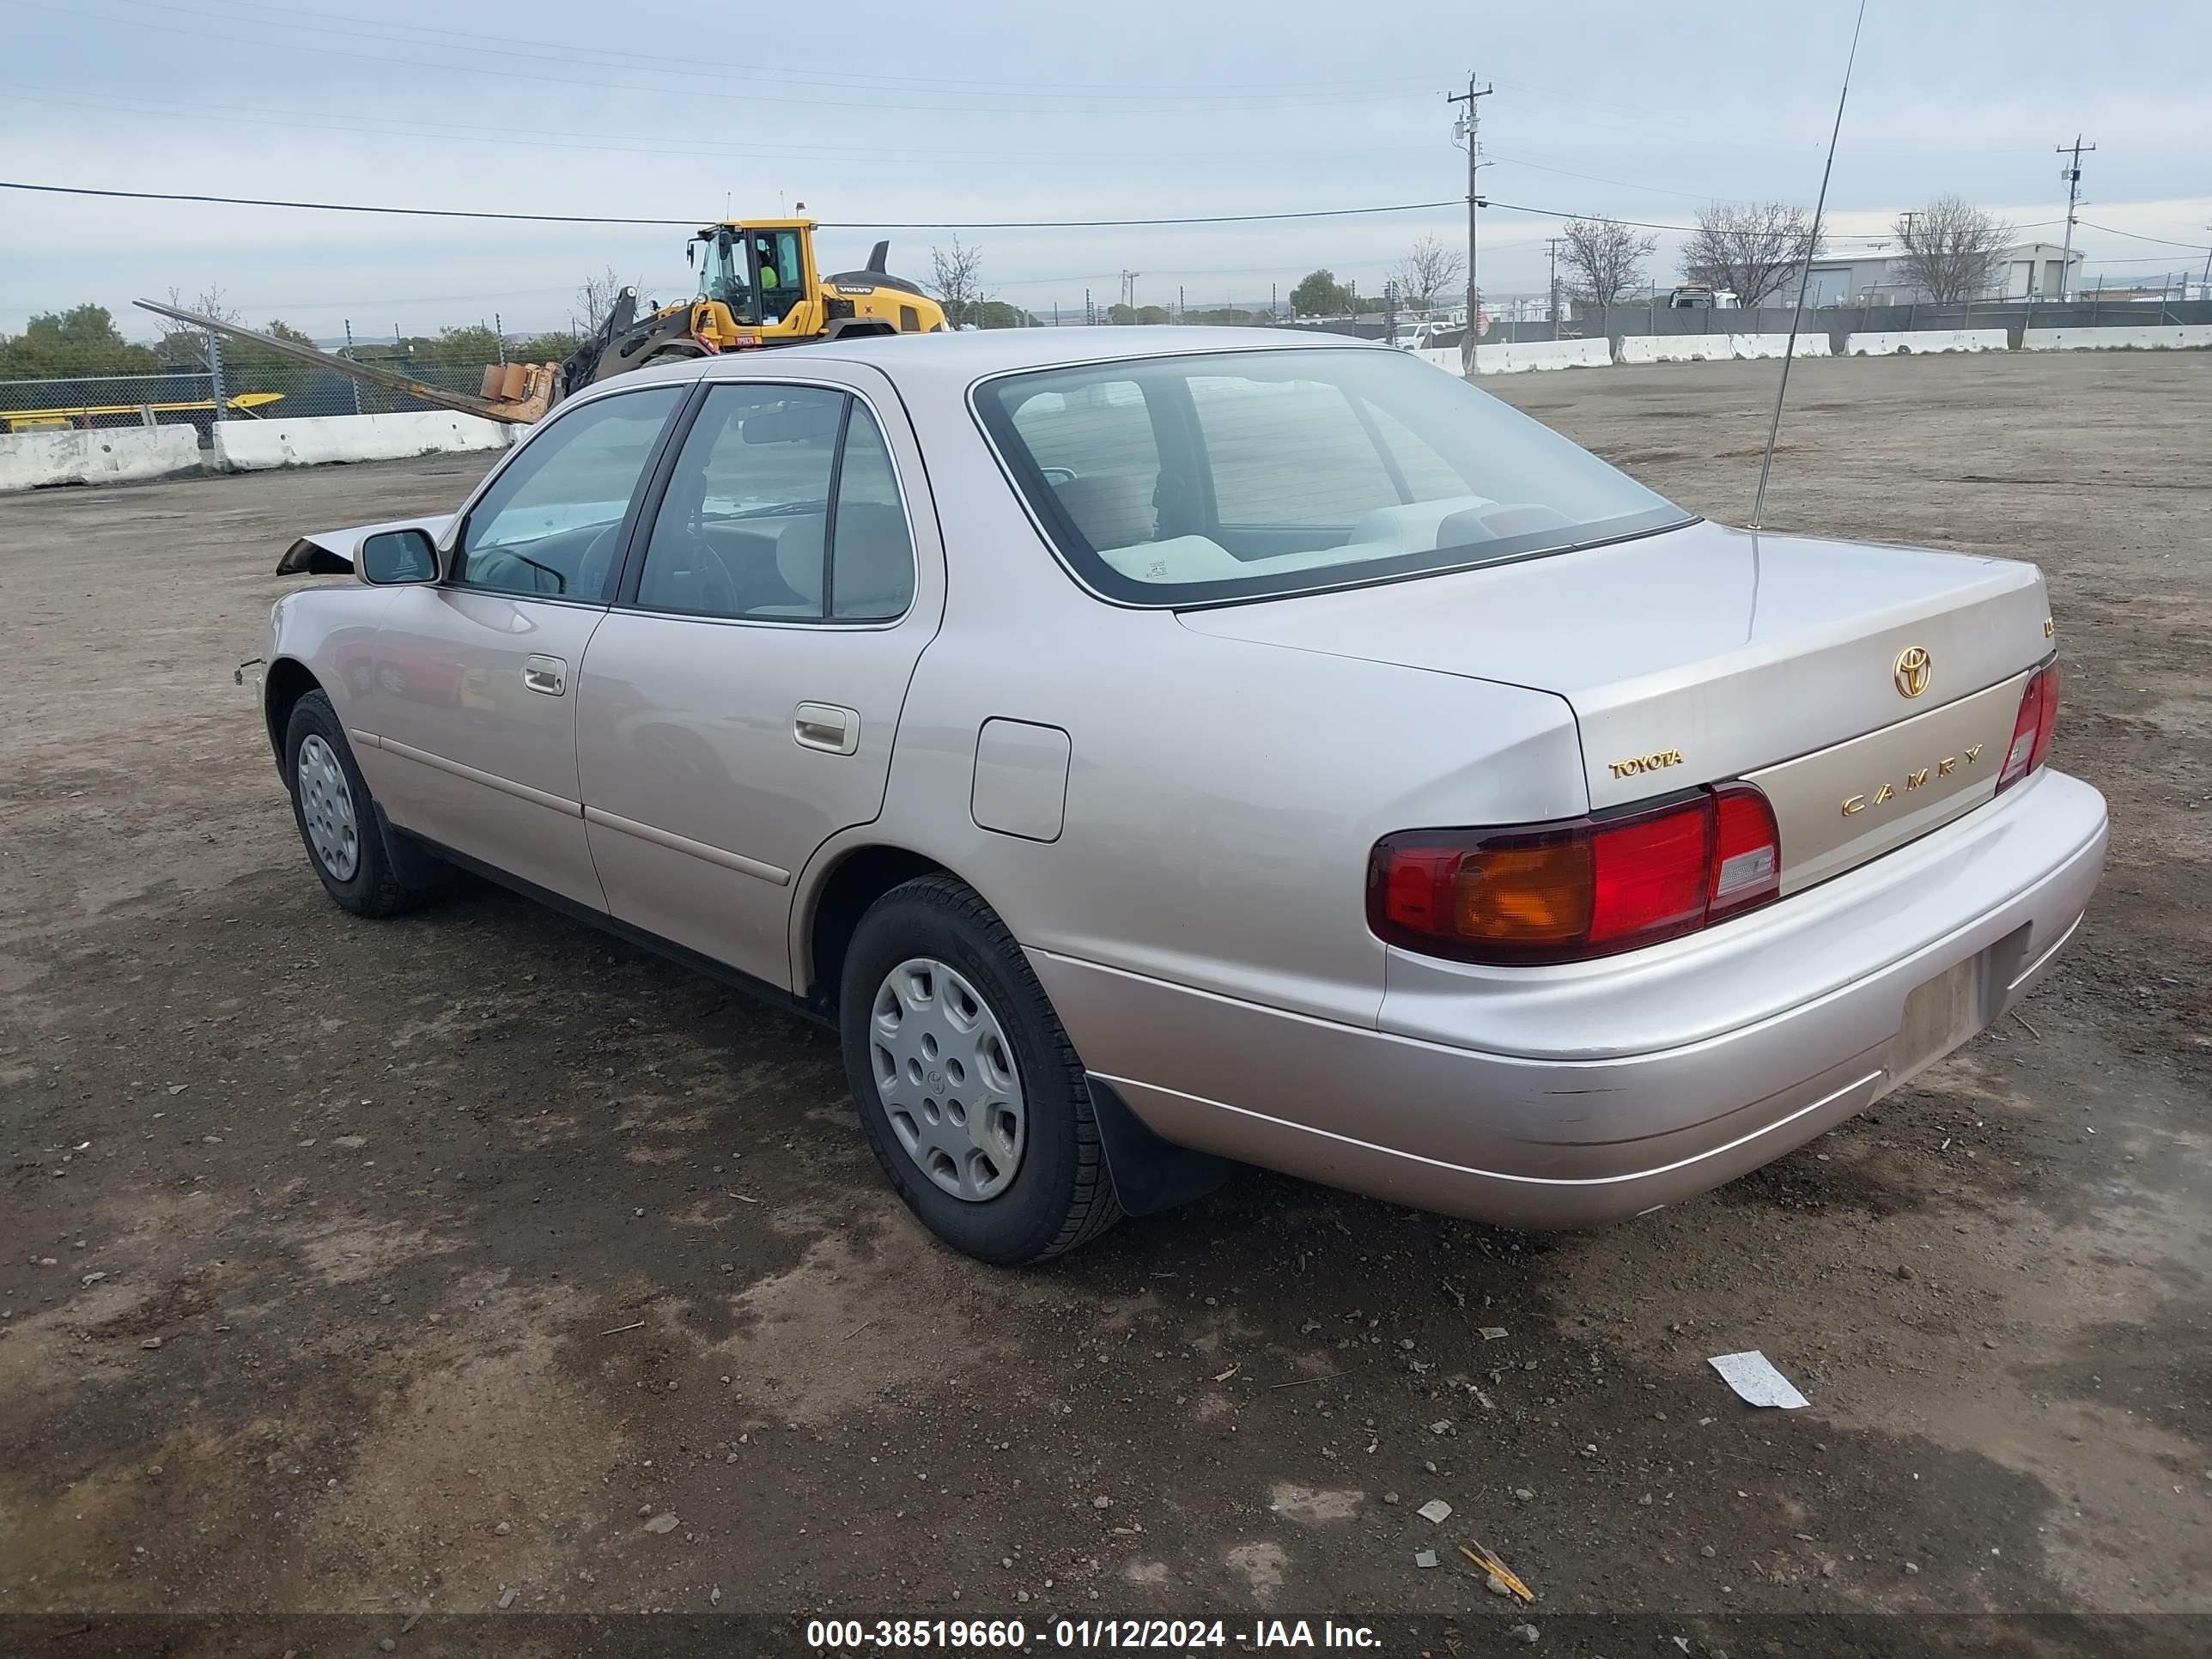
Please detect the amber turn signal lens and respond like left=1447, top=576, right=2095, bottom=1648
left=1370, top=783, right=1784, bottom=965
left=1450, top=842, right=1595, bottom=942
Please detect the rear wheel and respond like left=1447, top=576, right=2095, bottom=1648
left=283, top=691, right=421, bottom=918
left=839, top=876, right=1121, bottom=1264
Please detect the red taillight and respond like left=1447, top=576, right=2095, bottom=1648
left=1369, top=784, right=1783, bottom=965
left=2028, top=659, right=2060, bottom=772
left=1997, top=659, right=2061, bottom=795
left=1708, top=782, right=1783, bottom=921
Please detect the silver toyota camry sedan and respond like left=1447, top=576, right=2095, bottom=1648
left=258, top=327, right=2106, bottom=1263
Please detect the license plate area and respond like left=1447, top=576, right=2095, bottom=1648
left=1889, top=952, right=1989, bottom=1089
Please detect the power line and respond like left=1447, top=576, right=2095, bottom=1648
left=129, top=0, right=1412, bottom=102
left=0, top=177, right=2079, bottom=246
left=0, top=82, right=1443, bottom=169
left=50, top=0, right=1407, bottom=116
left=0, top=178, right=1468, bottom=229
left=2075, top=218, right=2211, bottom=252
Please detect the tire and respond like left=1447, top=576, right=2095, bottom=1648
left=283, top=690, right=420, bottom=918
left=839, top=876, right=1122, bottom=1264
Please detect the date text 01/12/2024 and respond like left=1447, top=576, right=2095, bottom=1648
left=803, top=1619, right=1382, bottom=1649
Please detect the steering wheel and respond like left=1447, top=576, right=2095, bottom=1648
left=574, top=521, right=625, bottom=599
left=675, top=528, right=739, bottom=615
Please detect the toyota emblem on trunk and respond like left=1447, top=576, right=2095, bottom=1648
left=1893, top=647, right=1932, bottom=699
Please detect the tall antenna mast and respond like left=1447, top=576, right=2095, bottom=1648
left=1749, top=0, right=1869, bottom=532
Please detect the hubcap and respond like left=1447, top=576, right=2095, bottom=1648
left=869, top=957, right=1026, bottom=1203
left=295, top=734, right=360, bottom=881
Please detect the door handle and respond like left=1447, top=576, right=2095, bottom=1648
left=793, top=702, right=860, bottom=755
left=522, top=654, right=567, bottom=696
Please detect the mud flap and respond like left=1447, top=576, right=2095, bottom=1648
left=1086, top=1077, right=1231, bottom=1217
left=375, top=805, right=447, bottom=894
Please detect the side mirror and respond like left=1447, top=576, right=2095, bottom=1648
left=359, top=528, right=440, bottom=585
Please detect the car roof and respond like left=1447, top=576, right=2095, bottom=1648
left=694, top=325, right=1382, bottom=388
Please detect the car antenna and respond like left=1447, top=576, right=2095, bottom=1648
left=1749, top=0, right=1869, bottom=532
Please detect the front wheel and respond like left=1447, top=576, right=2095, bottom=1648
left=283, top=690, right=423, bottom=918
left=839, top=876, right=1121, bottom=1264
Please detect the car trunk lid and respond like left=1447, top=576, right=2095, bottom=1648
left=1179, top=519, right=2052, bottom=892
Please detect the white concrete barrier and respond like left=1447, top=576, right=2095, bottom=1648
left=0, top=426, right=202, bottom=492
left=2021, top=325, right=2212, bottom=352
left=1617, top=335, right=1733, bottom=364
left=1845, top=329, right=2008, bottom=356
left=1474, top=337, right=1613, bottom=374
left=1729, top=332, right=1832, bottom=360
left=214, top=410, right=512, bottom=471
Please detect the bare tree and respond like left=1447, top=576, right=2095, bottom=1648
left=1390, top=234, right=1467, bottom=312
left=1893, top=198, right=2014, bottom=302
left=153, top=285, right=237, bottom=366
left=930, top=236, right=988, bottom=328
left=573, top=266, right=640, bottom=336
left=1559, top=218, right=1659, bottom=309
left=1679, top=202, right=1825, bottom=308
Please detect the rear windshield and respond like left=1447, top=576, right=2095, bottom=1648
left=972, top=345, right=1693, bottom=606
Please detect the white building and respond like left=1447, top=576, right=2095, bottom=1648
left=1786, top=241, right=2084, bottom=307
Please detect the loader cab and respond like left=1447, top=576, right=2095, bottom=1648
left=692, top=221, right=815, bottom=329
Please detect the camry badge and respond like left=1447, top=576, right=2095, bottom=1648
left=1893, top=647, right=1932, bottom=699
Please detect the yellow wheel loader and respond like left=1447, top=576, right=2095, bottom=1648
left=136, top=217, right=947, bottom=427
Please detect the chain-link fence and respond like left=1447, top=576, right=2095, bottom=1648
left=11, top=295, right=2209, bottom=442
left=0, top=320, right=562, bottom=436
left=1464, top=296, right=2212, bottom=348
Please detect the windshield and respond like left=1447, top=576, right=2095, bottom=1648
left=695, top=228, right=805, bottom=325
left=698, top=232, right=751, bottom=319
left=973, top=346, right=1693, bottom=606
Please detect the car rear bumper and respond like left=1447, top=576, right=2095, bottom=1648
left=1029, top=768, right=2107, bottom=1228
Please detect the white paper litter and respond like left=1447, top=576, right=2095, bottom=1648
left=1416, top=1498, right=1453, bottom=1524
left=1707, top=1350, right=1808, bottom=1409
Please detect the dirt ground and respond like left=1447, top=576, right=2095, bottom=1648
left=2, top=351, right=2206, bottom=1656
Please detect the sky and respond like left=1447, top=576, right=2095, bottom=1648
left=3, top=0, right=2209, bottom=343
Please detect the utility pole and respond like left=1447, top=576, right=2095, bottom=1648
left=343, top=319, right=361, bottom=416
left=1447, top=73, right=1492, bottom=359
left=2055, top=135, right=2094, bottom=303
left=1545, top=237, right=1564, bottom=337
left=1118, top=270, right=1140, bottom=321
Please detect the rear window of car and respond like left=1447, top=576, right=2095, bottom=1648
left=972, top=346, right=1694, bottom=606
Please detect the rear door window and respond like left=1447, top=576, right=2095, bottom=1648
left=630, top=385, right=915, bottom=622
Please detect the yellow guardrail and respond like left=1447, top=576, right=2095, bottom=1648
left=0, top=391, right=284, bottom=433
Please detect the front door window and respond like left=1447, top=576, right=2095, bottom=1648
left=454, top=387, right=684, bottom=599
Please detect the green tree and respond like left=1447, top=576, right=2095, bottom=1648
left=221, top=319, right=319, bottom=395
left=972, top=300, right=1039, bottom=330
left=1289, top=270, right=1350, bottom=317
left=0, top=305, right=161, bottom=378
left=422, top=323, right=504, bottom=366
left=510, top=330, right=583, bottom=364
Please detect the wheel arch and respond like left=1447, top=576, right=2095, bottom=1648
left=796, top=842, right=961, bottom=1012
left=263, top=656, right=324, bottom=763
